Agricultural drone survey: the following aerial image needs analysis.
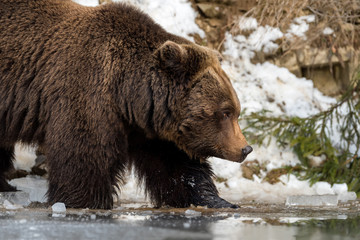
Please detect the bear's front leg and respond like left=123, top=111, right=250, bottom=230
left=176, top=160, right=239, bottom=209
left=129, top=138, right=238, bottom=208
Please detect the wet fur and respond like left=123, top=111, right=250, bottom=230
left=0, top=0, right=237, bottom=209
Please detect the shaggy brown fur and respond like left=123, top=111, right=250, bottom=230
left=0, top=0, right=251, bottom=209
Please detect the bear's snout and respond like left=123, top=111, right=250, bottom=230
left=218, top=119, right=252, bottom=163
left=241, top=145, right=253, bottom=161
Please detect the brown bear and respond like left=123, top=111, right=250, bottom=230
left=0, top=0, right=252, bottom=209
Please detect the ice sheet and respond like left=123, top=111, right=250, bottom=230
left=286, top=195, right=338, bottom=207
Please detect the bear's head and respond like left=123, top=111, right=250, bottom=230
left=154, top=41, right=252, bottom=163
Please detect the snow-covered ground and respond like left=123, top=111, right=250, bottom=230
left=10, top=0, right=354, bottom=205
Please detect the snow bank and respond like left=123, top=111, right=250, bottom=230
left=73, top=0, right=98, bottom=7
left=116, top=0, right=205, bottom=40
left=76, top=0, right=205, bottom=41
left=222, top=22, right=336, bottom=117
left=210, top=15, right=343, bottom=203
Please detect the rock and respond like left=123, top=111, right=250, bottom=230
left=297, top=46, right=353, bottom=67
left=275, top=51, right=302, bottom=77
left=241, top=165, right=254, bottom=180
left=302, top=63, right=346, bottom=96
left=197, top=3, right=224, bottom=18
left=292, top=46, right=359, bottom=96
left=207, top=18, right=225, bottom=28
left=241, top=160, right=262, bottom=180
left=264, top=168, right=288, bottom=184
left=237, top=0, right=258, bottom=10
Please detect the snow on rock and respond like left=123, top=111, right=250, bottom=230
left=286, top=15, right=315, bottom=39
left=323, top=27, right=334, bottom=35
left=247, top=26, right=283, bottom=54
left=238, top=17, right=258, bottom=31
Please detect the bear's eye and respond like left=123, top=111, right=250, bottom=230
left=222, top=111, right=231, bottom=120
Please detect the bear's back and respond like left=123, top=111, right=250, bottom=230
left=0, top=0, right=176, bottom=78
left=0, top=0, right=181, bottom=143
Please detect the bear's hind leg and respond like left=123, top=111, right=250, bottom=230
left=46, top=149, right=126, bottom=209
left=129, top=138, right=237, bottom=208
left=0, top=146, right=17, bottom=192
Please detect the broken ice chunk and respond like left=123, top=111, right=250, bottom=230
left=184, top=209, right=201, bottom=217
left=3, top=200, right=23, bottom=210
left=337, top=192, right=357, bottom=202
left=285, top=195, right=338, bottom=207
left=0, top=191, right=31, bottom=207
left=9, top=175, right=48, bottom=202
left=183, top=222, right=191, bottom=228
left=52, top=202, right=66, bottom=213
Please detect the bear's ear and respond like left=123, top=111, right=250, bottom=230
left=154, top=41, right=202, bottom=82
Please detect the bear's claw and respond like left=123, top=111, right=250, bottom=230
left=203, top=197, right=239, bottom=209
left=194, top=192, right=239, bottom=209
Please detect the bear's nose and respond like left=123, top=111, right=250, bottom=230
left=242, top=146, right=253, bottom=159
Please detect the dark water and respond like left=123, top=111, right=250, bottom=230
left=0, top=207, right=359, bottom=240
